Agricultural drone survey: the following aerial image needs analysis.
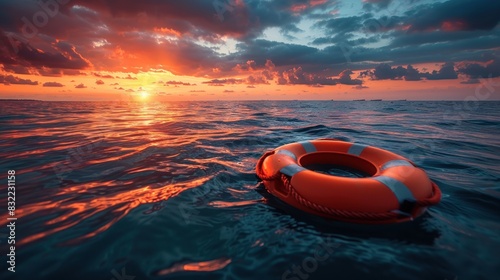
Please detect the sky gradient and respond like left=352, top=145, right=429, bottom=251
left=0, top=0, right=499, bottom=101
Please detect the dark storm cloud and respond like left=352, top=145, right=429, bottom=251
left=1, top=64, right=33, bottom=75
left=424, top=62, right=458, bottom=80
left=388, top=29, right=499, bottom=48
left=336, top=70, right=363, bottom=85
left=70, top=0, right=250, bottom=37
left=407, top=0, right=500, bottom=32
left=275, top=66, right=338, bottom=85
left=317, top=34, right=499, bottom=73
left=458, top=58, right=500, bottom=78
left=0, top=73, right=38, bottom=85
left=235, top=40, right=324, bottom=70
left=0, top=35, right=91, bottom=70
left=363, top=62, right=459, bottom=81
left=68, top=0, right=329, bottom=40
left=314, top=15, right=367, bottom=35
left=0, top=0, right=498, bottom=86
left=403, top=65, right=422, bottom=81
left=228, top=64, right=361, bottom=86
left=312, top=35, right=379, bottom=46
left=310, top=0, right=500, bottom=67
left=37, top=67, right=64, bottom=77
left=371, top=64, right=407, bottom=80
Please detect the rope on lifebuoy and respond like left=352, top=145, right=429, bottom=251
left=281, top=174, right=400, bottom=221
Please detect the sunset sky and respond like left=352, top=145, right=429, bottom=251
left=0, top=0, right=499, bottom=101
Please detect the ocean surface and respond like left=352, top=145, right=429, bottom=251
left=0, top=100, right=499, bottom=280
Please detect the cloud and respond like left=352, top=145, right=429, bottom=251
left=93, top=72, right=114, bottom=79
left=424, top=62, right=458, bottom=80
left=96, top=79, right=105, bottom=85
left=0, top=74, right=38, bottom=85
left=276, top=66, right=335, bottom=85
left=223, top=90, right=235, bottom=93
left=407, top=0, right=500, bottom=32
left=363, top=0, right=392, bottom=10
left=165, top=80, right=195, bottom=86
left=75, top=83, right=87, bottom=89
left=203, top=78, right=244, bottom=85
left=337, top=69, right=362, bottom=85
left=460, top=78, right=480, bottom=84
left=370, top=64, right=405, bottom=80
left=275, top=67, right=363, bottom=85
left=458, top=58, right=500, bottom=78
left=71, top=0, right=253, bottom=38
left=204, top=60, right=363, bottom=86
left=404, top=65, right=422, bottom=81
left=43, top=82, right=65, bottom=87
left=237, top=40, right=321, bottom=70
left=353, top=85, right=369, bottom=89
left=246, top=75, right=269, bottom=85
left=121, top=74, right=138, bottom=80
left=1, top=36, right=92, bottom=70
left=63, top=69, right=87, bottom=76
left=0, top=0, right=498, bottom=93
left=366, top=62, right=458, bottom=81
left=315, top=15, right=366, bottom=35
left=1, top=64, right=33, bottom=75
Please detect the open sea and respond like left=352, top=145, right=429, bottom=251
left=0, top=100, right=499, bottom=280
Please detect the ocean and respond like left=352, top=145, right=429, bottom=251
left=0, top=100, right=499, bottom=280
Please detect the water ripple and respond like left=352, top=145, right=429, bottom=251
left=0, top=100, right=498, bottom=280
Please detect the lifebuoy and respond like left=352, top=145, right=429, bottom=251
left=256, top=139, right=441, bottom=224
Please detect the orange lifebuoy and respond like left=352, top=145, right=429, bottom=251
left=256, top=139, right=441, bottom=224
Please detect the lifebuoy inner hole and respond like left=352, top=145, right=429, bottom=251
left=299, top=152, right=377, bottom=178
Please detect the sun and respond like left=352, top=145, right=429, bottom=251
left=139, top=91, right=150, bottom=100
